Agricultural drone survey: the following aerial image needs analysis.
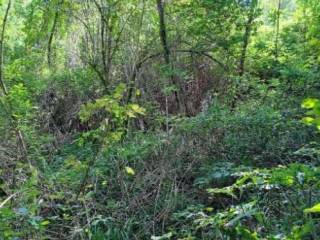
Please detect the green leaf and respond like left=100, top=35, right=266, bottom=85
left=236, top=226, right=259, bottom=240
left=304, top=203, right=320, bottom=213
left=113, top=83, right=126, bottom=100
left=41, top=220, right=50, bottom=226
left=302, top=98, right=319, bottom=109
left=125, top=166, right=135, bottom=176
left=207, top=186, right=237, bottom=199
left=301, top=117, right=314, bottom=125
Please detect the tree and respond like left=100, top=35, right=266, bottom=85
left=274, top=0, right=281, bottom=60
left=0, top=0, right=29, bottom=166
left=238, top=0, right=259, bottom=76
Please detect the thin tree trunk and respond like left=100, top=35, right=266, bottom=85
left=47, top=0, right=64, bottom=67
left=238, top=1, right=256, bottom=76
left=126, top=0, right=146, bottom=104
left=93, top=0, right=115, bottom=90
left=157, top=0, right=170, bottom=65
left=105, top=22, right=113, bottom=87
left=234, top=1, right=257, bottom=108
left=100, top=14, right=108, bottom=87
left=0, top=0, right=11, bottom=95
left=274, top=0, right=281, bottom=61
left=156, top=0, right=181, bottom=112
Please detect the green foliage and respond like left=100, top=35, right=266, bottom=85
left=304, top=203, right=320, bottom=214
left=0, top=166, right=45, bottom=239
left=302, top=98, right=320, bottom=130
left=164, top=163, right=320, bottom=239
left=5, top=83, right=32, bottom=120
left=1, top=0, right=320, bottom=239
left=178, top=103, right=316, bottom=166
left=78, top=83, right=145, bottom=146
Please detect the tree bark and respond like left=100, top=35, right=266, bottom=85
left=0, top=0, right=11, bottom=95
left=238, top=1, right=256, bottom=76
left=93, top=0, right=121, bottom=90
left=156, top=0, right=181, bottom=112
left=156, top=0, right=170, bottom=65
left=274, top=0, right=281, bottom=61
left=100, top=14, right=108, bottom=87
left=47, top=0, right=64, bottom=67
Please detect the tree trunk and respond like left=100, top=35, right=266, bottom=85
left=0, top=0, right=11, bottom=95
left=238, top=1, right=256, bottom=76
left=47, top=0, right=64, bottom=67
left=100, top=14, right=108, bottom=87
left=156, top=0, right=181, bottom=112
left=156, top=0, right=170, bottom=65
left=274, top=0, right=281, bottom=61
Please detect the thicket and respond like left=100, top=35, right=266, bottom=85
left=0, top=0, right=320, bottom=239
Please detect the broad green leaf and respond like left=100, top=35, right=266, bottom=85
left=302, top=98, right=319, bottom=109
left=301, top=117, right=314, bottom=125
left=304, top=203, right=320, bottom=213
left=207, top=186, right=237, bottom=199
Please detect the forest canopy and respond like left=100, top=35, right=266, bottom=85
left=0, top=0, right=320, bottom=239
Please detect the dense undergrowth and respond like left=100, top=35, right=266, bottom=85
left=1, top=0, right=320, bottom=239
left=1, top=80, right=320, bottom=239
left=4, top=95, right=320, bottom=239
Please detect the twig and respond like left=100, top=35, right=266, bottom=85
left=0, top=192, right=19, bottom=209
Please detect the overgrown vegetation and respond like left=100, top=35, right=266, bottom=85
left=0, top=0, right=320, bottom=239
